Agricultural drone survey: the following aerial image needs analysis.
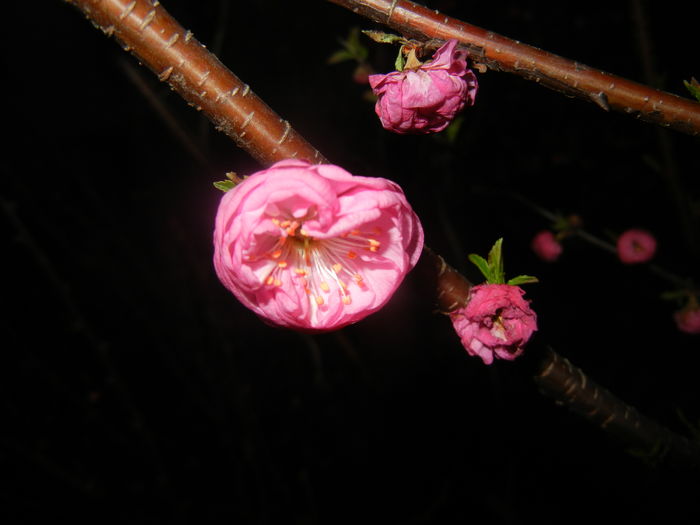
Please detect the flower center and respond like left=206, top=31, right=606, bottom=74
left=246, top=209, right=383, bottom=308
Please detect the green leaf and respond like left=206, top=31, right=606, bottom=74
left=342, top=27, right=368, bottom=62
left=443, top=115, right=464, bottom=144
left=684, top=78, right=700, bottom=102
left=468, top=253, right=492, bottom=282
left=213, top=180, right=236, bottom=192
left=487, top=238, right=505, bottom=284
left=362, top=30, right=404, bottom=44
left=327, top=49, right=354, bottom=65
left=394, top=48, right=406, bottom=71
left=507, top=275, right=539, bottom=286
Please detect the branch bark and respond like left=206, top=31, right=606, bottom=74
left=327, top=0, right=700, bottom=136
left=535, top=348, right=700, bottom=469
left=66, top=0, right=325, bottom=166
left=65, top=0, right=700, bottom=468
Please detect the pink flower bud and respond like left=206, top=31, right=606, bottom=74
left=674, top=305, right=700, bottom=334
left=616, top=229, right=657, bottom=264
left=449, top=284, right=537, bottom=365
left=531, top=230, right=563, bottom=262
left=368, top=39, right=478, bottom=134
left=213, top=159, right=424, bottom=332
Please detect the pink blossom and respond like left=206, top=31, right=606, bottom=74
left=674, top=305, right=700, bottom=334
left=617, top=229, right=657, bottom=264
left=531, top=230, right=562, bottom=262
left=213, top=159, right=424, bottom=332
left=368, top=39, right=478, bottom=134
left=449, top=284, right=537, bottom=365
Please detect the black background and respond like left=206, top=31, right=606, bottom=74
left=2, top=1, right=699, bottom=523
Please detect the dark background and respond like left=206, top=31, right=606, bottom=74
left=2, top=1, right=699, bottom=523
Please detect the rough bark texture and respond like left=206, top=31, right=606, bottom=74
left=328, top=0, right=700, bottom=136
left=535, top=348, right=700, bottom=469
left=66, top=0, right=326, bottom=166
left=65, top=0, right=700, bottom=468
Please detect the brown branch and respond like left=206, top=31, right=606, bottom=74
left=66, top=0, right=326, bottom=166
left=65, top=0, right=700, bottom=468
left=327, top=0, right=700, bottom=136
left=535, top=348, right=700, bottom=469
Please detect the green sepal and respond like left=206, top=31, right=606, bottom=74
left=394, top=48, right=406, bottom=71
left=468, top=253, right=493, bottom=282
left=507, top=275, right=539, bottom=286
left=684, top=78, right=700, bottom=102
left=213, top=180, right=236, bottom=193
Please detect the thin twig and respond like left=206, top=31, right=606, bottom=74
left=327, top=0, right=700, bottom=136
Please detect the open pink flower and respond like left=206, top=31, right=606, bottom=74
left=213, top=159, right=424, bottom=332
left=450, top=284, right=537, bottom=365
left=674, top=305, right=700, bottom=334
left=531, top=230, right=562, bottom=262
left=368, top=39, right=478, bottom=134
left=617, top=229, right=657, bottom=264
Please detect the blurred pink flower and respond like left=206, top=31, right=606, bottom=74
left=531, top=230, right=562, bottom=262
left=674, top=305, right=700, bottom=334
left=617, top=229, right=657, bottom=264
left=368, top=39, right=478, bottom=134
left=213, top=159, right=424, bottom=332
left=450, top=284, right=537, bottom=365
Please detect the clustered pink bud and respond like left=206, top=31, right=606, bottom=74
left=674, top=304, right=700, bottom=334
left=368, top=39, right=478, bottom=134
left=450, top=284, right=537, bottom=365
left=531, top=230, right=563, bottom=262
left=213, top=159, right=424, bottom=332
left=616, top=229, right=657, bottom=264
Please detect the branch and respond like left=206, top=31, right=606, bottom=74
left=535, top=348, right=700, bottom=469
left=327, top=0, right=700, bottom=136
left=65, top=0, right=700, bottom=467
left=65, top=0, right=325, bottom=166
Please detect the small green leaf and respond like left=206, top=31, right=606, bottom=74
left=684, top=77, right=700, bottom=102
left=394, top=48, right=406, bottom=71
left=362, top=30, right=404, bottom=44
left=507, top=275, right=539, bottom=286
left=213, top=180, right=236, bottom=192
left=487, top=238, right=505, bottom=284
left=443, top=115, right=464, bottom=144
left=327, top=49, right=354, bottom=65
left=468, top=253, right=492, bottom=282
